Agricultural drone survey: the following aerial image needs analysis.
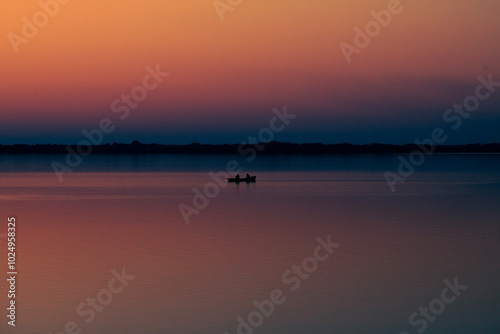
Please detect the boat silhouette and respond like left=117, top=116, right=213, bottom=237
left=227, top=176, right=256, bottom=183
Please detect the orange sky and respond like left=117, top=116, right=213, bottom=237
left=1, top=0, right=499, bottom=144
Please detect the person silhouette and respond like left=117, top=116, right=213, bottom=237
left=246, top=173, right=250, bottom=179
left=235, top=174, right=240, bottom=181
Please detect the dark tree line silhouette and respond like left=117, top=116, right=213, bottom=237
left=1, top=141, right=499, bottom=155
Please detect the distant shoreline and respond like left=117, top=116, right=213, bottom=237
left=1, top=141, right=500, bottom=155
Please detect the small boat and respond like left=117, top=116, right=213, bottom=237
left=227, top=176, right=256, bottom=183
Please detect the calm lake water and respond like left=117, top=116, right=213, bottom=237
left=0, top=154, right=499, bottom=334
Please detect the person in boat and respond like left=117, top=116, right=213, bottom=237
left=246, top=173, right=250, bottom=179
left=235, top=174, right=241, bottom=181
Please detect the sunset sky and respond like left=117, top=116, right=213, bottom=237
left=1, top=0, right=499, bottom=144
